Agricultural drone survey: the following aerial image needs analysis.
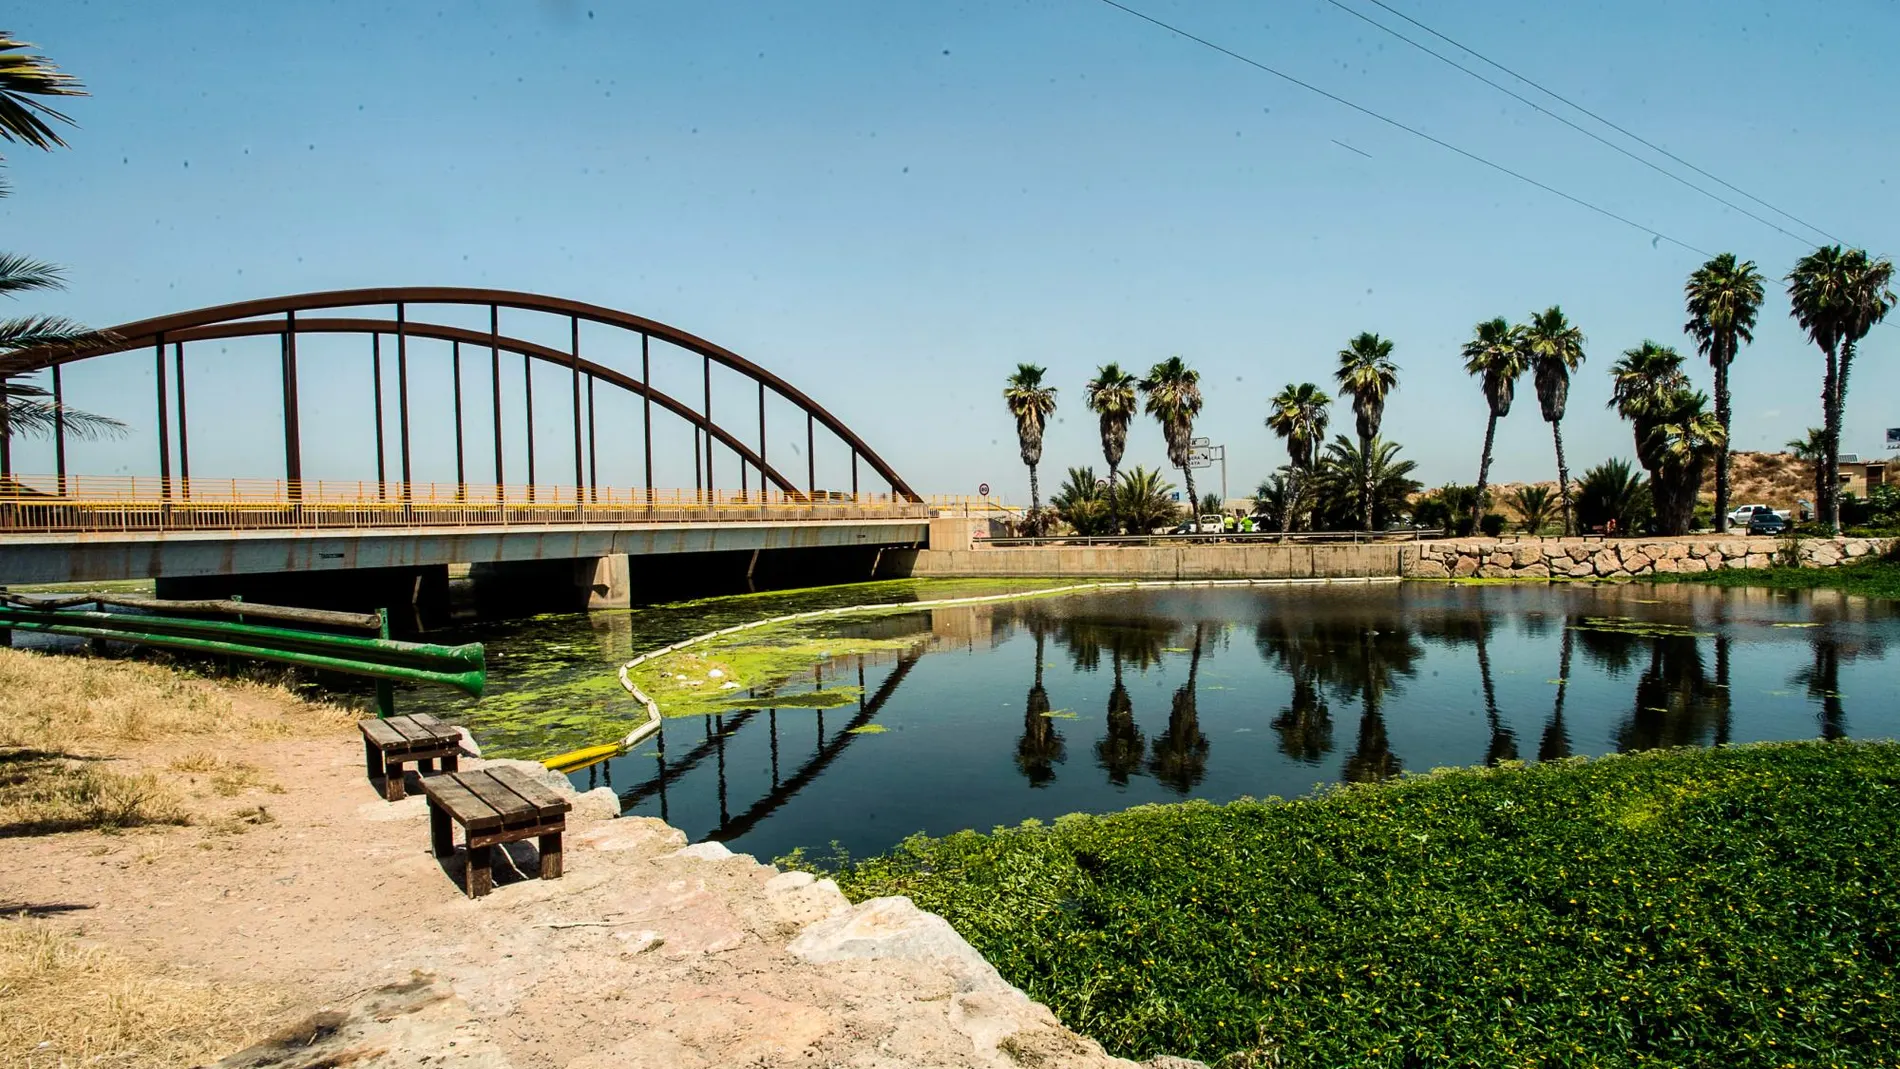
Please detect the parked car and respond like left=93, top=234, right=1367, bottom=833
left=1729, top=504, right=1792, bottom=527
left=1747, top=511, right=1787, bottom=536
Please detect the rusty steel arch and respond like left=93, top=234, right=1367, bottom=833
left=0, top=287, right=918, bottom=502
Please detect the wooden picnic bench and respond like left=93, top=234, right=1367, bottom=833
left=421, top=766, right=572, bottom=898
left=359, top=713, right=462, bottom=801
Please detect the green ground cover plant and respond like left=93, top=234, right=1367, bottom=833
left=831, top=742, right=1900, bottom=1068
left=1653, top=557, right=1900, bottom=600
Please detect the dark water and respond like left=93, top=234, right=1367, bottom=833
left=568, top=582, right=1900, bottom=863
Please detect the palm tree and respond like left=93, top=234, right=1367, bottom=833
left=1608, top=341, right=1689, bottom=475
left=1139, top=356, right=1203, bottom=523
left=1788, top=246, right=1898, bottom=532
left=1461, top=317, right=1529, bottom=534
left=1646, top=390, right=1727, bottom=535
left=1149, top=623, right=1210, bottom=792
left=1523, top=307, right=1586, bottom=535
left=1084, top=363, right=1139, bottom=533
left=1016, top=622, right=1064, bottom=786
left=0, top=36, right=120, bottom=450
left=1113, top=465, right=1180, bottom=533
left=1002, top=364, right=1058, bottom=515
left=1334, top=333, right=1399, bottom=532
left=1573, top=458, right=1652, bottom=535
left=1307, top=435, right=1422, bottom=530
left=1049, top=466, right=1112, bottom=535
left=1265, top=382, right=1331, bottom=533
left=1788, top=427, right=1827, bottom=516
left=1684, top=254, right=1764, bottom=533
left=1507, top=484, right=1555, bottom=534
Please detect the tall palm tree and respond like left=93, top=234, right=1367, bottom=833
left=1461, top=317, right=1529, bottom=533
left=0, top=35, right=120, bottom=451
left=1139, top=356, right=1203, bottom=523
left=1149, top=623, right=1209, bottom=792
left=1333, top=333, right=1398, bottom=532
left=1265, top=382, right=1331, bottom=534
left=1084, top=363, right=1139, bottom=533
left=1646, top=390, right=1727, bottom=535
left=1002, top=364, right=1057, bottom=515
left=1684, top=254, right=1764, bottom=533
left=1523, top=306, right=1586, bottom=535
left=1607, top=341, right=1689, bottom=475
left=1016, top=622, right=1064, bottom=786
left=1788, top=246, right=1897, bottom=531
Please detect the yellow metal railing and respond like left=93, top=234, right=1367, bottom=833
left=0, top=474, right=938, bottom=533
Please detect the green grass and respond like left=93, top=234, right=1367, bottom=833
left=1652, top=557, right=1900, bottom=600
left=829, top=742, right=1900, bottom=1068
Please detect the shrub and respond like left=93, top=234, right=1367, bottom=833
left=1574, top=458, right=1652, bottom=534
left=1478, top=512, right=1506, bottom=537
left=835, top=743, right=1900, bottom=1068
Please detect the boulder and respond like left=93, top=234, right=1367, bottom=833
left=1664, top=543, right=1690, bottom=561
left=1651, top=556, right=1680, bottom=574
left=1568, top=543, right=1596, bottom=561
left=1516, top=563, right=1550, bottom=579
left=1478, top=564, right=1512, bottom=578
left=1452, top=555, right=1481, bottom=579
left=1408, top=559, right=1451, bottom=579
left=1678, top=557, right=1707, bottom=573
left=570, top=787, right=621, bottom=822
left=1591, top=549, right=1619, bottom=574
left=1846, top=540, right=1870, bottom=558
left=1744, top=553, right=1771, bottom=568
left=790, top=896, right=1021, bottom=999
left=1620, top=550, right=1653, bottom=573
left=1567, top=560, right=1597, bottom=579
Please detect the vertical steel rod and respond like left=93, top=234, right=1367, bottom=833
left=396, top=302, right=412, bottom=500
left=154, top=336, right=172, bottom=501
left=451, top=341, right=466, bottom=497
left=851, top=452, right=859, bottom=497
left=703, top=353, right=713, bottom=492
left=641, top=334, right=653, bottom=503
left=50, top=365, right=65, bottom=495
left=693, top=428, right=703, bottom=498
left=569, top=316, right=584, bottom=494
left=758, top=380, right=766, bottom=502
left=523, top=350, right=536, bottom=500
left=490, top=304, right=504, bottom=497
left=586, top=375, right=598, bottom=502
left=282, top=314, right=303, bottom=499
left=371, top=334, right=386, bottom=498
left=807, top=412, right=815, bottom=500
left=173, top=342, right=190, bottom=496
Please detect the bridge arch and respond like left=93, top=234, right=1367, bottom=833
left=0, top=287, right=917, bottom=502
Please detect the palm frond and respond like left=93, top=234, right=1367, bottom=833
left=0, top=252, right=66, bottom=296
left=0, top=314, right=113, bottom=355
left=0, top=33, right=83, bottom=152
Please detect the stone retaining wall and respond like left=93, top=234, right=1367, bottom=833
left=1401, top=535, right=1890, bottom=580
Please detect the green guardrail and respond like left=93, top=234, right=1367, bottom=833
left=0, top=600, right=483, bottom=712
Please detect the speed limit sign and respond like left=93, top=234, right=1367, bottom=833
left=978, top=482, right=991, bottom=496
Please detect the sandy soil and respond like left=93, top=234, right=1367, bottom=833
left=1, top=688, right=1164, bottom=1069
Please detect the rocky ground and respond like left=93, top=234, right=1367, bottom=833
left=2, top=706, right=1196, bottom=1069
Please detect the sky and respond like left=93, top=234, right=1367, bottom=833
left=5, top=0, right=1898, bottom=504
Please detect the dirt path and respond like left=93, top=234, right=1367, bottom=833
left=2, top=687, right=1172, bottom=1069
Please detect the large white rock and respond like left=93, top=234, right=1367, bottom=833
left=789, top=896, right=1021, bottom=999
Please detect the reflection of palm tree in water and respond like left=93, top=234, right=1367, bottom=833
left=1149, top=623, right=1210, bottom=792
left=1016, top=624, right=1065, bottom=786
left=1259, top=616, right=1333, bottom=764
left=1616, top=635, right=1724, bottom=752
left=1476, top=619, right=1519, bottom=766
left=1793, top=637, right=1846, bottom=741
left=1340, top=622, right=1420, bottom=782
left=1538, top=625, right=1574, bottom=761
left=1097, top=644, right=1146, bottom=784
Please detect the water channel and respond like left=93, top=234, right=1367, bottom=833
left=408, top=579, right=1900, bottom=864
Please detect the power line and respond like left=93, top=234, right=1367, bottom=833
left=1318, top=0, right=1817, bottom=247
left=1091, top=0, right=1711, bottom=257
left=1353, top=0, right=1843, bottom=246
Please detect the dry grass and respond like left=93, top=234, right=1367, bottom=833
left=0, top=647, right=360, bottom=752
left=0, top=917, right=281, bottom=1067
left=0, top=754, right=190, bottom=837
left=166, top=752, right=279, bottom=797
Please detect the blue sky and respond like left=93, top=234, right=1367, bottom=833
left=6, top=0, right=1897, bottom=502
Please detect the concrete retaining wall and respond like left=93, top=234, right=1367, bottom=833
left=907, top=535, right=1892, bottom=581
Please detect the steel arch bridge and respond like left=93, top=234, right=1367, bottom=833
left=0, top=287, right=918, bottom=521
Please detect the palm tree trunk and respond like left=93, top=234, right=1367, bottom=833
left=1181, top=467, right=1199, bottom=530
left=1473, top=411, right=1499, bottom=536
left=1361, top=432, right=1374, bottom=533
left=1106, top=462, right=1121, bottom=535
left=1028, top=463, right=1041, bottom=516
left=1551, top=419, right=1572, bottom=537
left=1822, top=346, right=1840, bottom=532
left=1713, top=337, right=1733, bottom=533
left=1280, top=468, right=1297, bottom=536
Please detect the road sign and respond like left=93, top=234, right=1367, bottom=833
left=978, top=482, right=990, bottom=496
left=1188, top=456, right=1215, bottom=469
left=1171, top=491, right=1182, bottom=502
left=1189, top=436, right=1211, bottom=448
left=1888, top=427, right=1900, bottom=450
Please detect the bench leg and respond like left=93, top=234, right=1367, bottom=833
left=466, top=844, right=493, bottom=898
left=430, top=800, right=454, bottom=859
left=417, top=756, right=435, bottom=773
left=539, top=830, right=564, bottom=880
left=442, top=752, right=460, bottom=773
left=363, top=736, right=380, bottom=779
left=383, top=757, right=406, bottom=801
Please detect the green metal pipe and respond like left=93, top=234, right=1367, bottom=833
left=0, top=606, right=481, bottom=670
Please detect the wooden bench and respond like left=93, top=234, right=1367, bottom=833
left=359, top=713, right=462, bottom=801
left=421, top=767, right=572, bottom=898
